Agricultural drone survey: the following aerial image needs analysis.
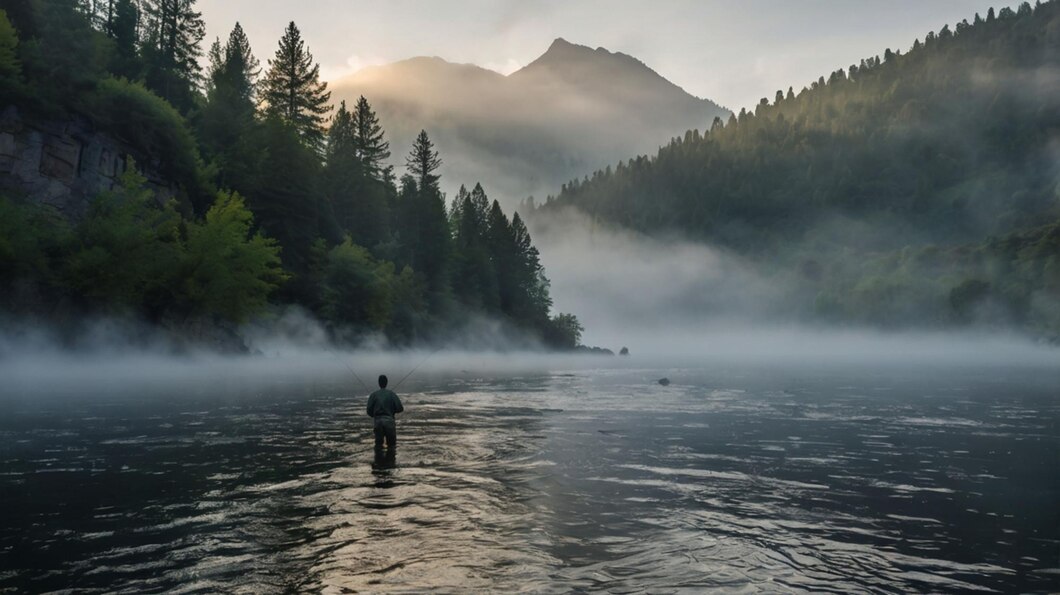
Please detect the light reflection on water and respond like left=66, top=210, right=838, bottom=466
left=1, top=365, right=1058, bottom=592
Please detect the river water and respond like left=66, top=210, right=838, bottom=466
left=1, top=359, right=1058, bottom=593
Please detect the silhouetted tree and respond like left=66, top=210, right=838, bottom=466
left=261, top=21, right=331, bottom=153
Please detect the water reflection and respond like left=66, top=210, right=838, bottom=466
left=372, top=446, right=397, bottom=471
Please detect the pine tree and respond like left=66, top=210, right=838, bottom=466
left=403, top=130, right=450, bottom=307
left=406, top=129, right=442, bottom=193
left=510, top=212, right=551, bottom=325
left=352, top=95, right=390, bottom=180
left=215, top=22, right=258, bottom=104
left=200, top=22, right=262, bottom=191
left=141, top=0, right=205, bottom=112
left=106, top=0, right=140, bottom=79
left=324, top=100, right=361, bottom=233
left=261, top=21, right=331, bottom=153
left=486, top=199, right=515, bottom=314
left=249, top=117, right=326, bottom=283
left=450, top=184, right=496, bottom=310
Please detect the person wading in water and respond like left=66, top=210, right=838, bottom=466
left=367, top=375, right=404, bottom=459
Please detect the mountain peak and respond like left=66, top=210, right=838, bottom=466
left=512, top=39, right=708, bottom=102
left=548, top=37, right=574, bottom=50
left=537, top=37, right=612, bottom=60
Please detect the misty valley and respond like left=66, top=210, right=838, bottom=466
left=1, top=0, right=1059, bottom=593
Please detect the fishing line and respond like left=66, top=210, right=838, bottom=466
left=325, top=346, right=372, bottom=392
left=394, top=346, right=444, bottom=389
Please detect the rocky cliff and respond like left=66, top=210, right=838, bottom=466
left=0, top=106, right=173, bottom=219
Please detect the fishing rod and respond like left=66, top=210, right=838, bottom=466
left=393, top=346, right=444, bottom=389
left=326, top=345, right=442, bottom=392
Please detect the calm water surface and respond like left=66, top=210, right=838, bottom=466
left=1, top=363, right=1058, bottom=593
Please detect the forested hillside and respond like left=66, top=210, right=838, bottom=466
left=0, top=0, right=582, bottom=349
left=539, top=1, right=1060, bottom=338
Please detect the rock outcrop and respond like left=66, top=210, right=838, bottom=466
left=0, top=106, right=174, bottom=220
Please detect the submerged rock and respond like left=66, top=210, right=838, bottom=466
left=658, top=377, right=670, bottom=386
left=619, top=347, right=629, bottom=356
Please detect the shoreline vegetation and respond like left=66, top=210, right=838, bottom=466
left=0, top=2, right=583, bottom=352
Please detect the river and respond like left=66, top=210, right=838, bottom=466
left=1, top=357, right=1058, bottom=592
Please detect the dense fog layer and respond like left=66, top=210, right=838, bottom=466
left=2, top=318, right=1056, bottom=400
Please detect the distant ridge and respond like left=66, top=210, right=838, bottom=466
left=330, top=39, right=731, bottom=203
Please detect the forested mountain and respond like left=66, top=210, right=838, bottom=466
left=329, top=38, right=730, bottom=204
left=0, top=0, right=582, bottom=349
left=537, top=1, right=1060, bottom=339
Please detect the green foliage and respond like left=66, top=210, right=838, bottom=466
left=249, top=116, right=330, bottom=280
left=0, top=9, right=23, bottom=102
left=398, top=136, right=452, bottom=308
left=447, top=184, right=556, bottom=335
left=544, top=313, right=583, bottom=349
left=140, top=0, right=205, bottom=112
left=323, top=96, right=392, bottom=247
left=199, top=23, right=262, bottom=193
left=0, top=196, right=69, bottom=304
left=38, top=166, right=285, bottom=323
left=86, top=77, right=206, bottom=208
left=181, top=190, right=286, bottom=322
left=105, top=0, right=141, bottom=80
left=353, top=95, right=391, bottom=179
left=64, top=166, right=184, bottom=317
left=261, top=21, right=331, bottom=153
left=323, top=238, right=414, bottom=331
left=16, top=0, right=110, bottom=113
left=406, top=129, right=442, bottom=193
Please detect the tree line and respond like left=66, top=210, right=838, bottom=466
left=0, top=0, right=582, bottom=348
left=534, top=1, right=1060, bottom=339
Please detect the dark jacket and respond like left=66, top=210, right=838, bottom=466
left=367, top=389, right=404, bottom=418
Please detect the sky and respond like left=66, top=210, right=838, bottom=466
left=196, top=0, right=1022, bottom=111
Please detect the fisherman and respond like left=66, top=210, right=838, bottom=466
left=366, top=374, right=404, bottom=452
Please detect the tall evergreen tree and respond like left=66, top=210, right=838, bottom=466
left=17, top=0, right=110, bottom=110
left=324, top=100, right=361, bottom=234
left=402, top=130, right=450, bottom=308
left=141, top=0, right=204, bottom=112
left=352, top=95, right=390, bottom=179
left=249, top=116, right=326, bottom=287
left=208, top=22, right=258, bottom=104
left=450, top=184, right=495, bottom=310
left=199, top=22, right=262, bottom=192
left=261, top=21, right=331, bottom=153
left=486, top=199, right=515, bottom=314
left=406, top=129, right=442, bottom=193
left=510, top=212, right=551, bottom=325
left=106, top=0, right=140, bottom=79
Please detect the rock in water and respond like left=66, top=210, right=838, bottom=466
left=658, top=378, right=670, bottom=386
left=619, top=347, right=629, bottom=356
